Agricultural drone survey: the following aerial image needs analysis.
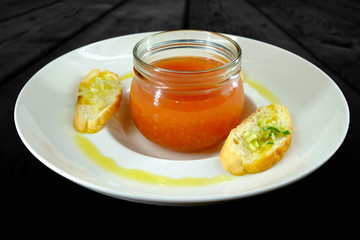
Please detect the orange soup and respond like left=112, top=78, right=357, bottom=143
left=130, top=56, right=244, bottom=152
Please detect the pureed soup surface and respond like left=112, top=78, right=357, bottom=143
left=130, top=56, right=244, bottom=152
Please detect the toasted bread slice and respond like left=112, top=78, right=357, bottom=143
left=74, top=69, right=122, bottom=133
left=220, top=104, right=293, bottom=175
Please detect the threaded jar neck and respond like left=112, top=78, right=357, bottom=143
left=133, top=30, right=242, bottom=92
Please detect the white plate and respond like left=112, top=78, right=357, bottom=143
left=14, top=32, right=349, bottom=205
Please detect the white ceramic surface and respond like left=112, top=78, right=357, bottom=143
left=14, top=32, right=349, bottom=205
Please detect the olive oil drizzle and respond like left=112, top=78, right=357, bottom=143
left=117, top=71, right=134, bottom=81
left=74, top=134, right=233, bottom=187
left=246, top=78, right=281, bottom=104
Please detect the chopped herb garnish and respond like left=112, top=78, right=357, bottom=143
left=241, top=116, right=291, bottom=151
left=282, top=130, right=290, bottom=135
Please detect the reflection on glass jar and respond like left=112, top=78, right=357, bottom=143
left=130, top=30, right=244, bottom=152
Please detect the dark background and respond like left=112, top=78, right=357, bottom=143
left=1, top=0, right=359, bottom=222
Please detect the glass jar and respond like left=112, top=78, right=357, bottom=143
left=130, top=30, right=244, bottom=152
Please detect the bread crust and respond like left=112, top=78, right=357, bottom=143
left=74, top=93, right=122, bottom=133
left=73, top=69, right=122, bottom=133
left=220, top=104, right=293, bottom=176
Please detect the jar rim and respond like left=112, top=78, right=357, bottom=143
left=133, top=29, right=242, bottom=74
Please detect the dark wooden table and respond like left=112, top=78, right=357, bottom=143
left=1, top=0, right=359, bottom=220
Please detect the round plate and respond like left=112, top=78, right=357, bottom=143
left=14, top=32, right=349, bottom=205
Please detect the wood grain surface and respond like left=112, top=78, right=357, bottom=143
left=1, top=0, right=359, bottom=223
